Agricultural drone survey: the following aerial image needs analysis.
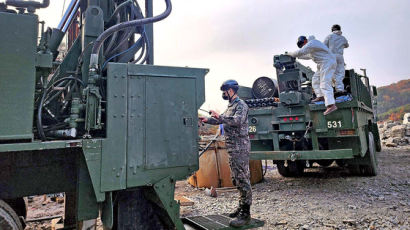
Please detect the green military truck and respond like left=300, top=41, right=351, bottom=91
left=242, top=54, right=381, bottom=177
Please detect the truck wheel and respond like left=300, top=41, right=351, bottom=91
left=0, top=200, right=23, bottom=230
left=348, top=164, right=361, bottom=175
left=276, top=161, right=304, bottom=177
left=335, top=160, right=346, bottom=167
left=112, top=188, right=173, bottom=230
left=361, top=132, right=378, bottom=176
left=317, top=160, right=333, bottom=167
left=4, top=198, right=26, bottom=229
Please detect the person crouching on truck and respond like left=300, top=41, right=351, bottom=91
left=199, top=80, right=252, bottom=227
left=288, top=35, right=338, bottom=115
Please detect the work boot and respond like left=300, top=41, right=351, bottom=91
left=229, top=204, right=251, bottom=228
left=311, top=96, right=324, bottom=103
left=228, top=206, right=242, bottom=218
left=334, top=90, right=347, bottom=97
left=323, top=104, right=337, bottom=115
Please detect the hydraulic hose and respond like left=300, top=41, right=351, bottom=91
left=105, top=1, right=145, bottom=60
left=104, top=16, right=120, bottom=54
left=108, top=0, right=133, bottom=22
left=106, top=27, right=135, bottom=57
left=37, top=88, right=47, bottom=141
left=90, top=0, right=172, bottom=67
left=104, top=1, right=133, bottom=56
left=131, top=35, right=146, bottom=64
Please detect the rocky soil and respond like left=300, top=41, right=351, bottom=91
left=26, top=146, right=409, bottom=229
left=379, top=121, right=410, bottom=147
left=179, top=146, right=410, bottom=230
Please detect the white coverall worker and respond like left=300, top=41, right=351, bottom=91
left=288, top=36, right=337, bottom=107
left=324, top=30, right=349, bottom=92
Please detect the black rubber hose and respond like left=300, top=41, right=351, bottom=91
left=106, top=1, right=146, bottom=61
left=108, top=0, right=133, bottom=22
left=48, top=76, right=85, bottom=91
left=38, top=76, right=85, bottom=140
left=37, top=89, right=47, bottom=141
left=90, top=0, right=172, bottom=60
left=104, top=16, right=120, bottom=54
left=44, top=76, right=84, bottom=104
left=44, top=80, right=73, bottom=106
left=105, top=1, right=134, bottom=55
left=106, top=28, right=135, bottom=57
left=132, top=36, right=146, bottom=64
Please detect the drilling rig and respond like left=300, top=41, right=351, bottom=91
left=0, top=0, right=216, bottom=229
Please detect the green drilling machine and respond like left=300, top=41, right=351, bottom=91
left=242, top=54, right=381, bottom=177
left=0, top=0, right=226, bottom=229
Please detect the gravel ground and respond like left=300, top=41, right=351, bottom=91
left=26, top=146, right=409, bottom=229
left=178, top=146, right=410, bottom=230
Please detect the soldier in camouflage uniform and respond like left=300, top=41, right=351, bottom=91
left=199, top=80, right=252, bottom=227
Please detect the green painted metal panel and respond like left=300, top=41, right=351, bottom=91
left=153, top=177, right=185, bottom=229
left=0, top=140, right=82, bottom=152
left=126, top=64, right=206, bottom=108
left=127, top=75, right=146, bottom=179
left=0, top=12, right=37, bottom=140
left=125, top=64, right=207, bottom=188
left=311, top=106, right=355, bottom=133
left=103, top=63, right=207, bottom=190
left=101, top=192, right=113, bottom=229
left=35, top=52, right=53, bottom=68
left=250, top=149, right=353, bottom=160
left=145, top=76, right=197, bottom=169
left=51, top=37, right=82, bottom=81
left=101, top=64, right=128, bottom=192
left=328, top=137, right=361, bottom=156
left=77, top=152, right=99, bottom=221
left=82, top=139, right=105, bottom=202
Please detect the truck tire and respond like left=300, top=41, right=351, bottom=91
left=0, top=200, right=23, bottom=230
left=276, top=161, right=304, bottom=177
left=348, top=164, right=361, bottom=176
left=361, top=132, right=378, bottom=176
left=112, top=188, right=173, bottom=230
left=335, top=160, right=346, bottom=167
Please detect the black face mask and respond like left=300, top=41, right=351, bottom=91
left=222, top=91, right=229, bottom=100
left=222, top=91, right=236, bottom=102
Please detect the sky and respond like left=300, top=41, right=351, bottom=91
left=12, top=0, right=410, bottom=111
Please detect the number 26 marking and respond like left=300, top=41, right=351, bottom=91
left=327, top=121, right=342, bottom=128
left=249, top=126, right=256, bottom=133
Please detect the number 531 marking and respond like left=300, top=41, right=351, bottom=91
left=327, top=120, right=342, bottom=128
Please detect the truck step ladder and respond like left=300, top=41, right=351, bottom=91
left=182, top=214, right=264, bottom=230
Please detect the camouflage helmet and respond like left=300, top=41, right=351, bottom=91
left=220, top=79, right=239, bottom=92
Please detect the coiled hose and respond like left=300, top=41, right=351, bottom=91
left=90, top=0, right=172, bottom=67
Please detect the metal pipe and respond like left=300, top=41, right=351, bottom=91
left=5, top=0, right=49, bottom=8
left=57, top=0, right=77, bottom=30
left=49, top=0, right=80, bottom=58
left=145, top=0, right=154, bottom=64
left=61, top=0, right=80, bottom=33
